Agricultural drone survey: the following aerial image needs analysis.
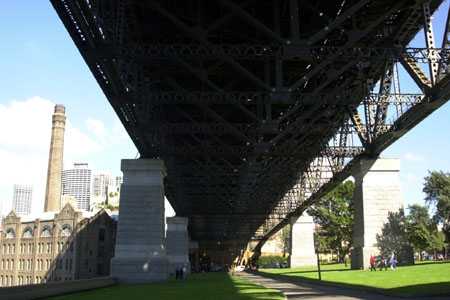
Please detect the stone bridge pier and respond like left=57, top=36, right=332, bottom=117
left=166, top=216, right=190, bottom=275
left=111, top=159, right=169, bottom=283
left=351, top=158, right=404, bottom=269
left=289, top=212, right=316, bottom=267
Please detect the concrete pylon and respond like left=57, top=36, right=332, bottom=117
left=166, top=217, right=190, bottom=275
left=111, top=159, right=169, bottom=283
left=351, top=158, right=404, bottom=269
left=44, top=104, right=66, bottom=212
left=289, top=212, right=316, bottom=267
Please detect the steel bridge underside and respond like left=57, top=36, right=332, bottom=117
left=51, top=0, right=449, bottom=250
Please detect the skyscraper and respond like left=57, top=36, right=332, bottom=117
left=113, top=176, right=123, bottom=188
left=44, top=105, right=66, bottom=212
left=62, top=163, right=92, bottom=211
left=12, top=184, right=32, bottom=216
left=92, top=173, right=112, bottom=200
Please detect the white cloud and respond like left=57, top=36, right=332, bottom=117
left=86, top=118, right=106, bottom=138
left=0, top=97, right=101, bottom=216
left=403, top=152, right=424, bottom=162
left=404, top=172, right=420, bottom=184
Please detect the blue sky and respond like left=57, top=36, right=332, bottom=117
left=0, top=1, right=449, bottom=215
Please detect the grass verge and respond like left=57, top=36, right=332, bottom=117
left=260, top=261, right=450, bottom=297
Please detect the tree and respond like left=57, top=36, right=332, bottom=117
left=376, top=209, right=413, bottom=264
left=308, top=181, right=354, bottom=261
left=423, top=171, right=450, bottom=239
left=406, top=204, right=438, bottom=260
left=428, top=231, right=446, bottom=257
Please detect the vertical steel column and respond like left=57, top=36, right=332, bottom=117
left=422, top=2, right=438, bottom=85
left=289, top=0, right=300, bottom=43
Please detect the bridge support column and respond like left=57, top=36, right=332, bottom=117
left=351, top=158, right=403, bottom=269
left=289, top=212, right=316, bottom=267
left=166, top=216, right=190, bottom=275
left=111, top=159, right=169, bottom=283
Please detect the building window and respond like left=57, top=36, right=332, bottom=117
left=23, top=227, right=33, bottom=239
left=41, top=226, right=52, bottom=238
left=98, top=228, right=105, bottom=242
left=61, top=225, right=72, bottom=237
left=5, top=228, right=15, bottom=239
left=97, top=264, right=104, bottom=276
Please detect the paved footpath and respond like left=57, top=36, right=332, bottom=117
left=238, top=272, right=449, bottom=300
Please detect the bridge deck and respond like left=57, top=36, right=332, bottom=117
left=50, top=0, right=445, bottom=249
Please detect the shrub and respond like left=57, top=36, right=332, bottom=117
left=257, top=255, right=288, bottom=268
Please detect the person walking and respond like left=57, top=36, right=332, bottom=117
left=182, top=265, right=187, bottom=279
left=378, top=256, right=388, bottom=271
left=390, top=253, right=397, bottom=270
left=369, top=254, right=376, bottom=271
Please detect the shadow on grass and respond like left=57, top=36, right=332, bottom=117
left=274, top=268, right=351, bottom=275
left=254, top=270, right=450, bottom=298
left=46, top=272, right=284, bottom=300
left=387, top=282, right=450, bottom=297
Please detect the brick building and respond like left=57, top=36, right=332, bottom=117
left=0, top=203, right=115, bottom=287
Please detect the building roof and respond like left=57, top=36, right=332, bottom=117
left=4, top=203, right=102, bottom=224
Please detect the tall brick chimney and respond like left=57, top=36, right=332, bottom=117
left=44, top=104, right=66, bottom=212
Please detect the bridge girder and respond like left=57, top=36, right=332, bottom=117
left=50, top=0, right=449, bottom=248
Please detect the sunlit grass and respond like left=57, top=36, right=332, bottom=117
left=261, top=261, right=450, bottom=296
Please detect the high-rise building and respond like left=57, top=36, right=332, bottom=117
left=62, top=163, right=92, bottom=211
left=113, top=176, right=123, bottom=188
left=12, top=185, right=32, bottom=216
left=92, top=173, right=111, bottom=200
left=44, top=105, right=66, bottom=213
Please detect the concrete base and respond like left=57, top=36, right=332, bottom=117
left=351, top=246, right=378, bottom=270
left=166, top=217, right=190, bottom=276
left=289, top=212, right=316, bottom=267
left=111, top=257, right=169, bottom=283
left=351, top=158, right=404, bottom=269
left=111, top=159, right=169, bottom=283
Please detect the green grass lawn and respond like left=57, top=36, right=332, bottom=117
left=260, top=261, right=450, bottom=297
left=47, top=273, right=284, bottom=300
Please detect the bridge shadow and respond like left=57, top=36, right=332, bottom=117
left=45, top=272, right=284, bottom=300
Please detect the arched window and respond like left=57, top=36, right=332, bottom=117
left=22, top=227, right=33, bottom=239
left=5, top=228, right=15, bottom=239
left=41, top=226, right=52, bottom=238
left=61, top=224, right=72, bottom=237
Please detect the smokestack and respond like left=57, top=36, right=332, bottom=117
left=44, top=104, right=66, bottom=212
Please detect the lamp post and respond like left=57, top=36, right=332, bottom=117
left=314, top=234, right=322, bottom=281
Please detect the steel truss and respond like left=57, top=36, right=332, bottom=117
left=252, top=2, right=450, bottom=257
left=50, top=0, right=450, bottom=252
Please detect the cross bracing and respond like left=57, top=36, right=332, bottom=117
left=51, top=0, right=450, bottom=252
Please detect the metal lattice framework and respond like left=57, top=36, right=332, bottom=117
left=51, top=0, right=450, bottom=253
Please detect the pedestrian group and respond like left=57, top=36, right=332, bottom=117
left=369, top=253, right=397, bottom=271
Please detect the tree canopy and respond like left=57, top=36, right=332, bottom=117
left=423, top=171, right=450, bottom=239
left=308, top=180, right=354, bottom=259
